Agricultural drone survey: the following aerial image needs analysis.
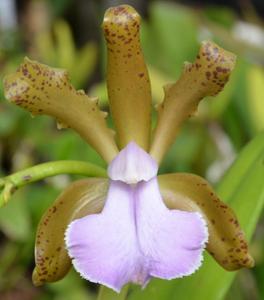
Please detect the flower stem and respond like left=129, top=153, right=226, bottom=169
left=0, top=160, right=107, bottom=206
left=97, top=285, right=129, bottom=300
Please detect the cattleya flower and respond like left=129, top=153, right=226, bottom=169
left=4, top=5, right=254, bottom=293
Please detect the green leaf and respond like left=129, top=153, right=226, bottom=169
left=47, top=269, right=95, bottom=300
left=142, top=2, right=199, bottom=77
left=54, top=19, right=76, bottom=71
left=128, top=131, right=264, bottom=300
left=97, top=286, right=129, bottom=300
left=247, top=65, right=264, bottom=133
left=71, top=42, right=97, bottom=88
left=0, top=189, right=31, bottom=241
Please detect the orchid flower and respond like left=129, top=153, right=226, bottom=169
left=4, top=4, right=253, bottom=294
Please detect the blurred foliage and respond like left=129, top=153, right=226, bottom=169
left=0, top=0, right=264, bottom=299
left=34, top=19, right=97, bottom=88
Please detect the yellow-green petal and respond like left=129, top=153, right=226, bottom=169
left=4, top=58, right=118, bottom=163
left=150, top=41, right=236, bottom=163
left=103, top=5, right=152, bottom=150
left=158, top=173, right=254, bottom=271
left=33, top=178, right=108, bottom=286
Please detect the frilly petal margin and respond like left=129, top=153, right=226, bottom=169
left=136, top=178, right=208, bottom=279
left=158, top=173, right=254, bottom=270
left=65, top=180, right=148, bottom=292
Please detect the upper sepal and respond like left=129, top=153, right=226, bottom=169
left=4, top=58, right=118, bottom=162
left=33, top=178, right=108, bottom=286
left=150, top=41, right=236, bottom=163
left=103, top=5, right=152, bottom=150
left=158, top=173, right=254, bottom=271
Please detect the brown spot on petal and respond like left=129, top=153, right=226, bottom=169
left=32, top=178, right=108, bottom=286
left=150, top=41, right=236, bottom=163
left=4, top=58, right=118, bottom=163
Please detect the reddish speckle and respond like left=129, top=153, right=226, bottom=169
left=243, top=258, right=249, bottom=264
left=206, top=71, right=211, bottom=80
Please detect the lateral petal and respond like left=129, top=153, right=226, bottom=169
left=66, top=181, right=147, bottom=292
left=135, top=178, right=208, bottom=279
left=158, top=173, right=254, bottom=270
left=33, top=178, right=108, bottom=286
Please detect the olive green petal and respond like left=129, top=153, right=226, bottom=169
left=33, top=178, right=108, bottom=286
left=158, top=173, right=254, bottom=271
left=4, top=58, right=118, bottom=163
left=103, top=5, right=152, bottom=150
left=150, top=41, right=236, bottom=163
